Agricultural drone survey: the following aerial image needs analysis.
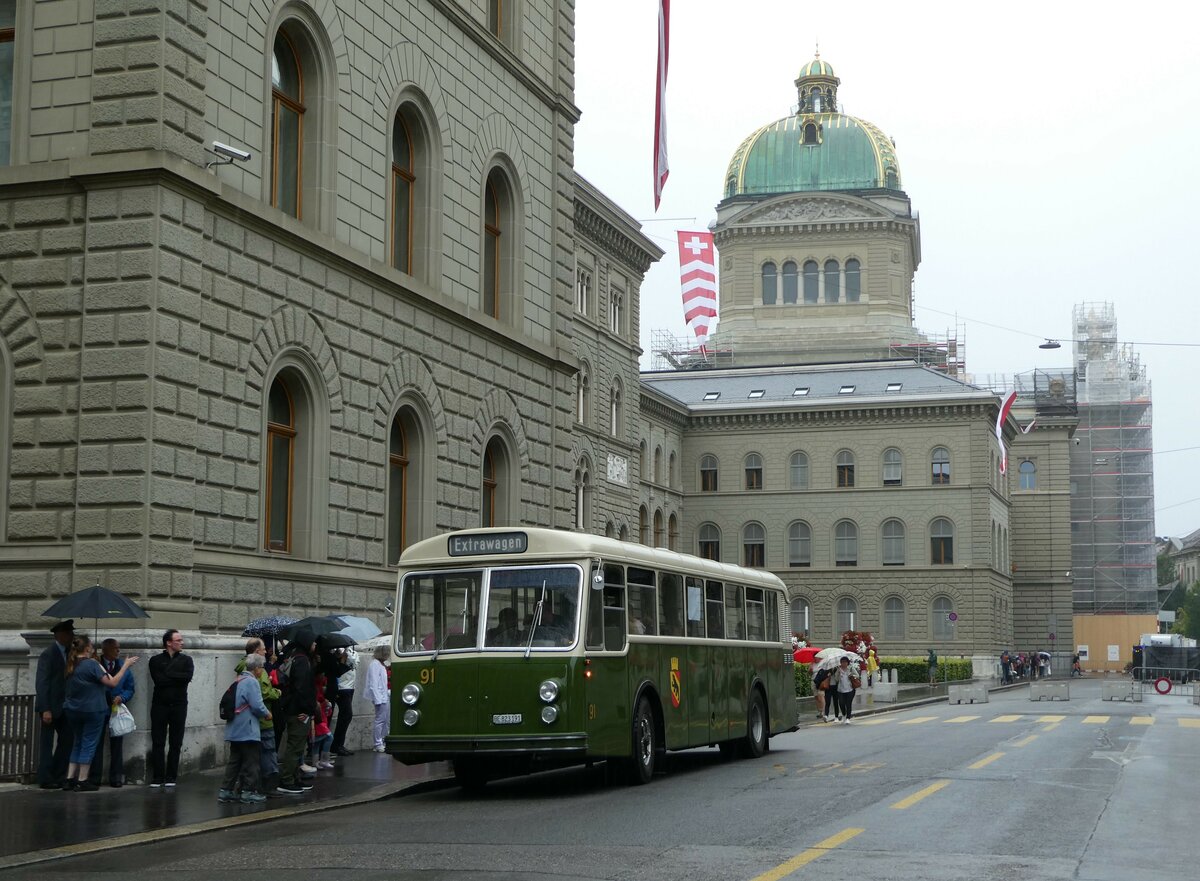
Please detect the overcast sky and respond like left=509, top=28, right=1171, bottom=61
left=574, top=0, right=1200, bottom=539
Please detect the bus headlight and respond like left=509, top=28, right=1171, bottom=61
left=538, top=679, right=559, bottom=703
left=401, top=683, right=422, bottom=706
left=540, top=705, right=558, bottom=724
left=403, top=708, right=421, bottom=727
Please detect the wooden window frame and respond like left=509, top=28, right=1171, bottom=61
left=265, top=380, right=296, bottom=553
left=484, top=176, right=501, bottom=318
left=482, top=444, right=497, bottom=527
left=391, top=113, right=415, bottom=274
left=388, top=416, right=409, bottom=563
left=271, top=31, right=305, bottom=219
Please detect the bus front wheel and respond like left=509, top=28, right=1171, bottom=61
left=627, top=695, right=657, bottom=785
left=741, top=690, right=768, bottom=759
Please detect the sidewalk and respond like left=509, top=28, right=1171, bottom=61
left=0, top=751, right=454, bottom=871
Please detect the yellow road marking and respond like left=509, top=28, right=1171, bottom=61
left=1043, top=722, right=1061, bottom=732
left=1011, top=734, right=1038, bottom=747
left=1130, top=717, right=1154, bottom=726
left=1179, top=719, right=1200, bottom=728
left=855, top=717, right=891, bottom=726
left=748, top=827, right=864, bottom=881
left=945, top=715, right=979, bottom=723
left=899, top=716, right=938, bottom=725
left=968, top=752, right=1005, bottom=770
left=890, top=779, right=951, bottom=810
left=1082, top=715, right=1110, bottom=724
left=991, top=714, right=1023, bottom=723
left=1037, top=715, right=1065, bottom=723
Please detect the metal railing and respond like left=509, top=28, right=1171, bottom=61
left=0, top=695, right=39, bottom=782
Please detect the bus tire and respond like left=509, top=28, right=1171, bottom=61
left=627, top=694, right=657, bottom=785
left=453, top=758, right=488, bottom=791
left=741, top=689, right=768, bottom=759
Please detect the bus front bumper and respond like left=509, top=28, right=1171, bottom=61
left=386, top=733, right=589, bottom=765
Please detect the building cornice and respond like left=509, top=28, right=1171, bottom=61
left=575, top=197, right=662, bottom=274
left=684, top=401, right=994, bottom=430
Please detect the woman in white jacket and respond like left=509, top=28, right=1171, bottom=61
left=366, top=645, right=391, bottom=752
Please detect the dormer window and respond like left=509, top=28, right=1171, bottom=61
left=803, top=123, right=819, bottom=145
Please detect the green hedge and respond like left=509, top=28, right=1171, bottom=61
left=793, top=656, right=973, bottom=695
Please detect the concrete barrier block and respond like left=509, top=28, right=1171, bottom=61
left=870, top=682, right=899, bottom=702
left=1102, top=680, right=1134, bottom=701
left=948, top=683, right=989, bottom=704
left=1030, top=681, right=1070, bottom=701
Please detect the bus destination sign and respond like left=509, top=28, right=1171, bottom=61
left=448, top=531, right=528, bottom=557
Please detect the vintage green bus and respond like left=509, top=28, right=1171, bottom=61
left=386, top=527, right=797, bottom=787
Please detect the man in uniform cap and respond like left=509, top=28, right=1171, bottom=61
left=35, top=620, right=75, bottom=788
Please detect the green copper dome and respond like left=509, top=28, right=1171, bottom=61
left=797, top=58, right=835, bottom=78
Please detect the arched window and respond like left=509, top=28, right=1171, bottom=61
left=932, top=596, right=955, bottom=640
left=575, top=364, right=590, bottom=425
left=803, top=122, right=818, bottom=144
left=482, top=168, right=515, bottom=319
left=609, top=285, right=624, bottom=335
left=390, top=114, right=415, bottom=273
left=789, top=451, right=809, bottom=489
left=574, top=459, right=592, bottom=530
left=802, top=260, right=819, bottom=303
left=654, top=445, right=663, bottom=484
left=487, top=0, right=518, bottom=47
left=638, top=505, right=649, bottom=545
left=931, top=446, right=951, bottom=485
left=744, top=453, right=763, bottom=490
left=824, top=259, right=840, bottom=302
left=700, top=454, right=718, bottom=492
left=782, top=261, right=798, bottom=304
left=698, top=523, right=720, bottom=560
left=668, top=451, right=677, bottom=488
left=930, top=518, right=954, bottom=564
left=845, top=258, right=861, bottom=302
left=482, top=436, right=513, bottom=527
left=992, top=522, right=1000, bottom=569
left=788, top=521, right=812, bottom=567
left=742, top=522, right=765, bottom=567
left=668, top=513, right=679, bottom=551
left=836, top=450, right=855, bottom=488
left=835, top=597, right=857, bottom=634
left=609, top=382, right=622, bottom=438
left=270, top=32, right=305, bottom=218
left=761, top=262, right=777, bottom=305
left=834, top=520, right=858, bottom=566
left=653, top=509, right=664, bottom=547
left=619, top=523, right=629, bottom=542
left=387, top=408, right=422, bottom=564
left=883, top=597, right=906, bottom=640
left=388, top=99, right=438, bottom=282
left=605, top=521, right=616, bottom=539
left=265, top=377, right=296, bottom=552
left=575, top=263, right=592, bottom=315
left=1019, top=460, right=1037, bottom=490
left=791, top=598, right=811, bottom=637
left=881, top=519, right=906, bottom=565
left=882, top=448, right=903, bottom=486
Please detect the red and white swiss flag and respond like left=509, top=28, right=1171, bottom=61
left=677, top=231, right=717, bottom=348
left=995, top=390, right=1017, bottom=474
left=653, top=1, right=670, bottom=209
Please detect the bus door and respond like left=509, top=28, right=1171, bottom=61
left=705, top=580, right=730, bottom=743
left=656, top=572, right=688, bottom=747
left=684, top=576, right=710, bottom=746
left=584, top=564, right=629, bottom=756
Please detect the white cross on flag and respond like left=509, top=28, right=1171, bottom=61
left=677, top=231, right=717, bottom=349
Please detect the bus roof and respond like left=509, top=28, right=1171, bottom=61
left=398, top=527, right=791, bottom=596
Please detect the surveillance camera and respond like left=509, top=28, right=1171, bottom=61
left=212, top=141, right=251, bottom=162
left=1073, top=437, right=1081, bottom=445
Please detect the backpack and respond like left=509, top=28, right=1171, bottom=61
left=218, top=678, right=243, bottom=722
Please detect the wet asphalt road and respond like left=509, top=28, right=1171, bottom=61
left=20, top=680, right=1200, bottom=881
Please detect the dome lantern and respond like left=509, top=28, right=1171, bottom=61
left=795, top=52, right=840, bottom=114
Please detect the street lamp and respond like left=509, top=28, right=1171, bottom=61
left=1039, top=339, right=1062, bottom=349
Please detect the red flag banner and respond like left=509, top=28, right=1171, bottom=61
left=653, top=0, right=670, bottom=209
left=995, top=390, right=1017, bottom=474
left=677, top=231, right=716, bottom=348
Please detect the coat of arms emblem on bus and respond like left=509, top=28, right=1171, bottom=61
left=670, top=656, right=682, bottom=708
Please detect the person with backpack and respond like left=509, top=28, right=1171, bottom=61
left=276, top=629, right=318, bottom=795
left=217, top=653, right=272, bottom=804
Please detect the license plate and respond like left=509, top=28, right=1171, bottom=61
left=492, top=713, right=522, bottom=725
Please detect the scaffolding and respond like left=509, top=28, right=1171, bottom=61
left=648, top=329, right=735, bottom=371
left=1069, top=303, right=1157, bottom=614
left=887, top=325, right=967, bottom=379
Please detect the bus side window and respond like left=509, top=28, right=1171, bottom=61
left=659, top=573, right=684, bottom=636
left=745, top=587, right=766, bottom=641
left=603, top=563, right=627, bottom=651
left=765, top=589, right=780, bottom=642
left=705, top=581, right=725, bottom=639
left=725, top=584, right=745, bottom=639
left=628, top=566, right=657, bottom=635
left=685, top=576, right=705, bottom=638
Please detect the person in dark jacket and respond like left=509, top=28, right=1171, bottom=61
left=148, top=629, right=194, bottom=786
left=86, top=638, right=136, bottom=787
left=276, top=629, right=318, bottom=795
left=35, top=620, right=76, bottom=788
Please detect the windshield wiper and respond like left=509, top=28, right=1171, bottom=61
left=524, top=580, right=548, bottom=659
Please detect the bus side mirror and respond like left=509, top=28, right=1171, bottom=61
left=591, top=571, right=604, bottom=590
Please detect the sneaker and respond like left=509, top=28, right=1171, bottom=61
left=299, top=763, right=317, bottom=774
left=823, top=715, right=833, bottom=722
left=334, top=747, right=354, bottom=756
left=75, top=781, right=100, bottom=792
left=165, top=779, right=177, bottom=788
left=149, top=780, right=164, bottom=788
left=317, top=761, right=334, bottom=769
left=276, top=782, right=305, bottom=795
left=217, top=789, right=238, bottom=803
left=373, top=745, right=386, bottom=753
left=240, top=792, right=267, bottom=804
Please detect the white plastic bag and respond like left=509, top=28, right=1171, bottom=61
left=109, top=703, right=135, bottom=738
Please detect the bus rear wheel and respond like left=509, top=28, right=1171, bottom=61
left=627, top=695, right=657, bottom=785
left=453, top=757, right=488, bottom=791
left=741, top=690, right=768, bottom=759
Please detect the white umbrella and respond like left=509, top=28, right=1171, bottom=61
left=814, top=647, right=849, bottom=659
left=815, top=650, right=861, bottom=671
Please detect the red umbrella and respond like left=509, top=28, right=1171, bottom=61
left=794, top=647, right=822, bottom=664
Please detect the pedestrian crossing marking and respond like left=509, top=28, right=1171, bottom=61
left=1178, top=719, right=1200, bottom=728
left=1011, top=735, right=1038, bottom=747
left=899, top=716, right=938, bottom=725
left=1130, top=717, right=1154, bottom=726
left=968, top=752, right=1005, bottom=769
left=855, top=717, right=891, bottom=726
left=991, top=715, right=1023, bottom=722
left=890, top=779, right=951, bottom=810
left=1082, top=716, right=1110, bottom=724
left=945, top=715, right=980, bottom=723
left=1037, top=715, right=1065, bottom=723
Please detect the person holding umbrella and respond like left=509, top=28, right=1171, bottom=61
left=276, top=628, right=318, bottom=795
left=35, top=620, right=76, bottom=789
left=62, top=635, right=139, bottom=790
left=149, top=629, right=194, bottom=787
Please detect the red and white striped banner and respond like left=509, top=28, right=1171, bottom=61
left=677, top=231, right=716, bottom=348
left=995, top=390, right=1017, bottom=474
left=653, top=0, right=670, bottom=209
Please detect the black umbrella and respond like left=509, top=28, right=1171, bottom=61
left=278, top=616, right=342, bottom=642
left=242, top=615, right=299, bottom=638
left=316, top=631, right=356, bottom=650
left=42, top=585, right=150, bottom=641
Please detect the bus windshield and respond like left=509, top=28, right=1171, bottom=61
left=398, top=564, right=581, bottom=654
